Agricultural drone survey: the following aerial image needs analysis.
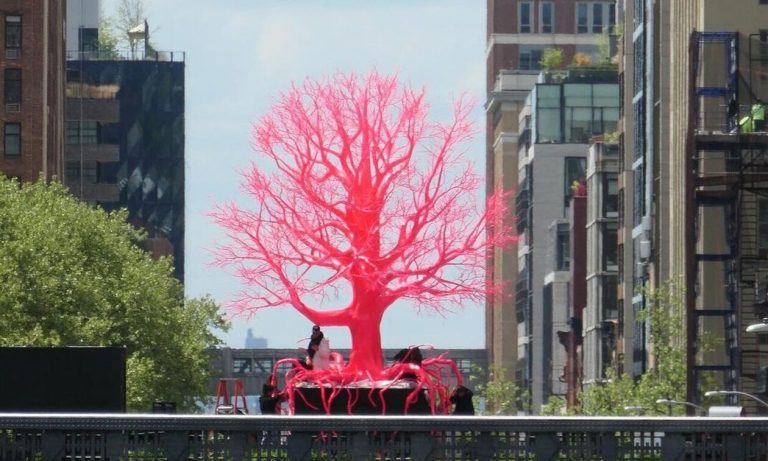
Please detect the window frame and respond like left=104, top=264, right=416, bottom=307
left=576, top=3, right=589, bottom=34
left=575, top=2, right=613, bottom=34
left=4, top=122, right=20, bottom=156
left=5, top=15, right=21, bottom=50
left=540, top=2, right=554, bottom=34
left=519, top=1, right=533, bottom=34
left=4, top=68, right=20, bottom=104
left=519, top=45, right=544, bottom=70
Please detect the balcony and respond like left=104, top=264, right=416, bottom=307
left=0, top=414, right=766, bottom=460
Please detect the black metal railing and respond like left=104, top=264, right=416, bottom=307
left=0, top=414, right=767, bottom=460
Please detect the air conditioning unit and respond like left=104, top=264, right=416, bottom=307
left=5, top=48, right=19, bottom=59
left=5, top=103, right=19, bottom=113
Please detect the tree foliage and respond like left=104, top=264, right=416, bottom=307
left=470, top=365, right=529, bottom=415
left=575, top=278, right=689, bottom=415
left=0, top=177, right=228, bottom=411
left=213, top=72, right=513, bottom=374
left=540, top=48, right=564, bottom=71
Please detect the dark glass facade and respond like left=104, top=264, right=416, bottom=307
left=66, top=59, right=185, bottom=280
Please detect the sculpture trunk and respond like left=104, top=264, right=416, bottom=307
left=346, top=305, right=385, bottom=375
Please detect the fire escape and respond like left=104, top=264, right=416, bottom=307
left=687, top=31, right=768, bottom=408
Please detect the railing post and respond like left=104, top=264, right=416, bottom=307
left=104, top=430, right=126, bottom=460
left=600, top=432, right=618, bottom=461
left=286, top=432, right=312, bottom=461
left=163, top=431, right=189, bottom=461
left=228, top=431, right=248, bottom=461
left=725, top=433, right=747, bottom=461
left=348, top=432, right=370, bottom=460
left=533, top=433, right=560, bottom=461
left=660, top=433, right=686, bottom=461
left=409, top=432, right=436, bottom=461
left=475, top=432, right=496, bottom=461
left=41, top=429, right=63, bottom=460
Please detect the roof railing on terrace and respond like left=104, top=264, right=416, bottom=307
left=66, top=49, right=186, bottom=62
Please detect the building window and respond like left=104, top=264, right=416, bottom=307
left=4, top=123, right=20, bottom=156
left=604, top=174, right=619, bottom=216
left=535, top=84, right=562, bottom=142
left=66, top=121, right=98, bottom=144
left=576, top=3, right=613, bottom=34
left=78, top=27, right=98, bottom=53
left=556, top=225, right=570, bottom=271
left=592, top=3, right=604, bottom=33
left=603, top=222, right=618, bottom=271
left=564, top=157, right=587, bottom=205
left=541, top=2, right=554, bottom=33
left=5, top=16, right=21, bottom=51
left=233, top=358, right=252, bottom=374
left=577, top=4, right=589, bottom=33
left=4, top=68, right=20, bottom=104
left=633, top=165, right=645, bottom=227
left=519, top=46, right=543, bottom=70
left=519, top=2, right=532, bottom=33
left=455, top=358, right=473, bottom=374
left=759, top=198, right=768, bottom=256
left=608, top=3, right=616, bottom=32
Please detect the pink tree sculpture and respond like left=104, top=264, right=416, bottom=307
left=213, top=72, right=513, bottom=380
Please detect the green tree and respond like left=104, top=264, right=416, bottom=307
left=540, top=47, right=564, bottom=71
left=471, top=365, right=529, bottom=414
left=573, top=278, right=689, bottom=415
left=97, top=15, right=120, bottom=58
left=0, top=177, right=228, bottom=411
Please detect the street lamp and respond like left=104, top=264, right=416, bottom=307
left=655, top=398, right=706, bottom=415
left=746, top=318, right=768, bottom=333
left=623, top=405, right=645, bottom=415
left=704, top=390, right=768, bottom=409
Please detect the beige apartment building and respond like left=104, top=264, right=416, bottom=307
left=617, top=0, right=768, bottom=413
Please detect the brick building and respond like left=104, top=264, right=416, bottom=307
left=0, top=0, right=65, bottom=182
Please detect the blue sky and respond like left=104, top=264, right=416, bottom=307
left=103, top=0, right=487, bottom=350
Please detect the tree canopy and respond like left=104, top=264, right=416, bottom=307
left=0, top=177, right=227, bottom=411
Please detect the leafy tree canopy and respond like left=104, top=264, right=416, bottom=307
left=0, top=177, right=228, bottom=411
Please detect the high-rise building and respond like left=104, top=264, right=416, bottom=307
left=65, top=43, right=186, bottom=280
left=616, top=0, right=768, bottom=413
left=515, top=70, right=619, bottom=409
left=66, top=0, right=100, bottom=57
left=0, top=0, right=65, bottom=183
left=485, top=0, right=618, bottom=396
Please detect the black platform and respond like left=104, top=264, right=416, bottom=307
left=292, top=384, right=431, bottom=415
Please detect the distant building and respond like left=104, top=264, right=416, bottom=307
left=516, top=69, right=618, bottom=410
left=0, top=0, right=66, bottom=182
left=64, top=52, right=186, bottom=280
left=66, top=0, right=100, bottom=56
left=244, top=329, right=268, bottom=349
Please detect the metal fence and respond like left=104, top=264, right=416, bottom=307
left=0, top=414, right=767, bottom=460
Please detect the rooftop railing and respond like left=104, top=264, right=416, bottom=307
left=66, top=49, right=186, bottom=62
left=1, top=414, right=767, bottom=460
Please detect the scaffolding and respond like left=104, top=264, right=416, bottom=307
left=687, top=31, right=768, bottom=409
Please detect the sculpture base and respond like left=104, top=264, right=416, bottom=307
left=292, top=381, right=431, bottom=415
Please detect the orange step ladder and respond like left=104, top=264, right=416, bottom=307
left=214, top=378, right=249, bottom=414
